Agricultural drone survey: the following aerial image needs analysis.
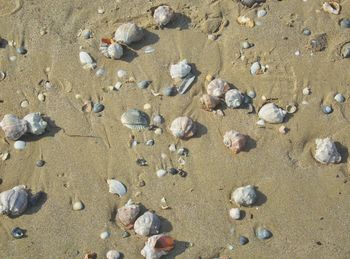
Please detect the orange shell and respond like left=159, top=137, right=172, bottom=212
left=155, top=235, right=175, bottom=252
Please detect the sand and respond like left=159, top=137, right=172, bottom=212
left=0, top=0, right=350, bottom=258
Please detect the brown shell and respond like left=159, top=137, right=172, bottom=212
left=223, top=130, right=247, bottom=154
left=116, top=200, right=140, bottom=229
left=200, top=94, right=220, bottom=111
left=0, top=114, right=28, bottom=140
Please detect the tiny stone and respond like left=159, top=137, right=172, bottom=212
left=303, top=87, right=311, bottom=95
left=247, top=90, right=256, bottom=98
left=295, top=50, right=300, bottom=56
left=82, top=29, right=92, bottom=39
left=93, top=103, right=104, bottom=113
left=229, top=208, right=241, bottom=220
left=11, top=227, right=25, bottom=239
left=322, top=105, right=333, bottom=114
left=227, top=244, right=235, bottom=251
left=97, top=7, right=105, bottom=14
left=241, top=41, right=253, bottom=49
left=36, top=160, right=45, bottom=167
left=256, top=119, right=265, bottom=127
left=100, top=231, right=110, bottom=240
left=177, top=148, right=189, bottom=156
left=239, top=236, right=249, bottom=245
left=156, top=169, right=167, bottom=178
left=257, top=9, right=267, bottom=18
left=14, top=141, right=26, bottom=150
left=144, top=103, right=151, bottom=110
left=206, top=74, right=213, bottom=82
left=20, top=100, right=29, bottom=108
left=16, top=47, right=27, bottom=55
left=122, top=231, right=130, bottom=238
left=38, top=93, right=45, bottom=102
left=39, top=28, right=47, bottom=36
left=73, top=201, right=84, bottom=211
left=1, top=152, right=9, bottom=161
left=302, top=28, right=311, bottom=36
left=154, top=128, right=163, bottom=135
left=136, top=158, right=147, bottom=166
left=334, top=93, right=345, bottom=103
left=115, top=82, right=122, bottom=90
left=117, top=70, right=127, bottom=78
left=145, top=139, right=155, bottom=146
left=168, top=168, right=178, bottom=175
left=169, top=144, right=176, bottom=152
left=255, top=227, right=272, bottom=240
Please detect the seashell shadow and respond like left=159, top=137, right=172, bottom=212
left=20, top=117, right=61, bottom=142
left=334, top=142, right=349, bottom=163
left=192, top=121, right=207, bottom=139
left=244, top=135, right=257, bottom=152
left=253, top=188, right=267, bottom=207
left=166, top=240, right=191, bottom=259
left=20, top=191, right=47, bottom=217
left=158, top=215, right=173, bottom=233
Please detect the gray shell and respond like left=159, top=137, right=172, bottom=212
left=121, top=109, right=149, bottom=130
left=258, top=103, right=286, bottom=124
left=114, top=23, right=144, bottom=45
left=153, top=5, right=175, bottom=26
left=134, top=211, right=161, bottom=236
left=225, top=89, right=243, bottom=108
left=231, top=185, right=257, bottom=206
left=170, top=60, right=191, bottom=79
left=23, top=112, right=47, bottom=135
left=314, top=138, right=341, bottom=164
left=0, top=114, right=28, bottom=140
left=0, top=185, right=28, bottom=216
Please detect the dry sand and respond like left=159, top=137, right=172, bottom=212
left=0, top=0, right=350, bottom=258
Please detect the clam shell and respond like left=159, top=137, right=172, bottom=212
left=200, top=94, right=220, bottom=111
left=23, top=112, right=47, bottom=135
left=114, top=23, right=144, bottom=45
left=231, top=185, right=257, bottom=206
left=225, top=89, right=243, bottom=108
left=255, top=227, right=272, bottom=240
left=107, top=179, right=127, bottom=197
left=153, top=5, right=175, bottom=26
left=0, top=185, right=28, bottom=216
left=121, top=109, right=150, bottom=130
left=141, top=234, right=175, bottom=259
left=0, top=114, right=28, bottom=140
left=170, top=60, right=191, bottom=79
left=134, top=211, right=161, bottom=236
left=79, top=51, right=96, bottom=69
left=314, top=137, right=341, bottom=164
left=258, top=103, right=286, bottom=124
left=223, top=130, right=247, bottom=154
left=207, top=79, right=230, bottom=97
left=116, top=199, right=140, bottom=229
left=169, top=116, right=196, bottom=139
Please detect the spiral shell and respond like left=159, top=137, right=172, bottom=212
left=169, top=60, right=191, bottom=79
left=258, top=103, right=286, bottom=124
left=170, top=116, right=196, bottom=139
left=225, top=89, right=243, bottom=108
left=223, top=130, right=247, bottom=154
left=200, top=94, right=220, bottom=111
left=116, top=199, right=140, bottom=229
left=134, top=211, right=161, bottom=236
left=114, top=23, right=144, bottom=45
left=207, top=79, right=230, bottom=97
left=0, top=185, right=28, bottom=216
left=0, top=114, right=28, bottom=140
left=23, top=112, right=47, bottom=135
left=100, top=42, right=123, bottom=60
left=314, top=137, right=341, bottom=164
left=141, top=234, right=175, bottom=259
left=153, top=5, right=175, bottom=27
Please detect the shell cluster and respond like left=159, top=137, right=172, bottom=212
left=223, top=130, right=247, bottom=154
left=0, top=185, right=28, bottom=216
left=170, top=116, right=196, bottom=139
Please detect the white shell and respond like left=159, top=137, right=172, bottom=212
left=100, top=231, right=110, bottom=240
left=170, top=60, right=191, bottom=79
left=314, top=138, right=341, bottom=164
left=141, top=234, right=173, bottom=259
left=0, top=185, right=28, bottom=216
left=23, top=112, right=47, bottom=135
left=100, top=42, right=123, bottom=60
left=225, top=89, right=243, bottom=108
left=231, top=185, right=257, bottom=206
left=250, top=61, right=261, bottom=75
left=106, top=250, right=121, bottom=259
left=14, top=140, right=26, bottom=150
left=258, top=103, right=286, bottom=124
left=0, top=114, right=28, bottom=140
left=79, top=51, right=96, bottom=69
left=153, top=5, right=175, bottom=26
left=322, top=2, right=340, bottom=15
left=114, top=23, right=144, bottom=45
left=207, top=79, right=230, bottom=97
left=229, top=208, right=241, bottom=220
left=134, top=211, right=161, bottom=236
left=107, top=179, right=127, bottom=196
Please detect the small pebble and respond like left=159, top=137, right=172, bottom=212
left=73, top=201, right=84, bottom=211
left=208, top=34, right=217, bottom=41
left=239, top=236, right=249, bottom=245
left=1, top=152, right=9, bottom=161
left=229, top=208, right=241, bottom=220
left=100, top=231, right=110, bottom=240
left=255, top=227, right=272, bottom=240
left=117, top=69, right=127, bottom=78
left=206, top=74, right=213, bottom=82
left=341, top=43, right=350, bottom=58
left=322, top=105, right=333, bottom=114
left=302, top=28, right=311, bottom=36
left=82, top=29, right=92, bottom=39
left=115, top=81, right=122, bottom=90
left=227, top=244, right=235, bottom=251
left=247, top=90, right=256, bottom=99
left=143, top=103, right=151, bottom=110
left=36, top=160, right=45, bottom=167
left=241, top=41, right=253, bottom=49
left=340, top=18, right=350, bottom=28
left=295, top=50, right=300, bottom=56
left=256, top=119, right=265, bottom=127
left=302, top=87, right=311, bottom=95
left=156, top=169, right=167, bottom=178
left=137, top=80, right=152, bottom=89
left=93, top=103, right=104, bottom=113
left=0, top=71, right=6, bottom=81
left=168, top=168, right=178, bottom=175
left=14, top=141, right=26, bottom=150
left=20, top=100, right=29, bottom=108
left=334, top=93, right=345, bottom=103
left=257, top=9, right=267, bottom=18
left=122, top=231, right=130, bottom=238
left=145, top=139, right=154, bottom=146
left=37, top=93, right=45, bottom=102
left=16, top=47, right=27, bottom=55
left=96, top=68, right=106, bottom=77
left=9, top=56, right=17, bottom=62
left=97, top=7, right=105, bottom=14
left=169, top=144, right=176, bottom=152
left=154, top=128, right=163, bottom=135
left=11, top=227, right=25, bottom=239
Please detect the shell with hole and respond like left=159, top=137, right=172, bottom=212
left=0, top=185, right=28, bottom=216
left=114, top=23, right=144, bottom=45
left=169, top=116, right=196, bottom=139
left=225, top=89, right=243, bottom=108
left=116, top=199, right=140, bottom=229
left=258, top=103, right=286, bottom=124
left=170, top=60, right=191, bottom=79
left=207, top=79, right=230, bottom=97
left=314, top=137, right=341, bottom=164
left=223, top=130, right=247, bottom=154
left=200, top=94, right=220, bottom=111
left=153, top=5, right=175, bottom=27
left=141, top=234, right=175, bottom=259
left=134, top=211, right=161, bottom=236
left=121, top=109, right=150, bottom=130
left=23, top=112, right=47, bottom=135
left=0, top=114, right=28, bottom=140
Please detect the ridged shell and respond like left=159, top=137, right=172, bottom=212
left=23, top=112, right=47, bottom=135
left=207, top=79, right=230, bottom=97
left=200, top=94, right=220, bottom=111
left=134, top=211, right=161, bottom=236
left=225, top=89, right=243, bottom=108
left=231, top=185, right=257, bottom=206
left=100, top=42, right=123, bottom=59
left=153, top=5, right=175, bottom=26
left=141, top=234, right=175, bottom=259
left=170, top=60, right=191, bottom=79
left=121, top=109, right=150, bottom=130
left=0, top=114, right=28, bottom=140
left=170, top=116, right=196, bottom=139
left=258, top=103, right=286, bottom=124
left=223, top=130, right=247, bottom=154
left=116, top=199, right=140, bottom=229
left=314, top=138, right=341, bottom=164
left=0, top=185, right=28, bottom=216
left=114, top=23, right=144, bottom=45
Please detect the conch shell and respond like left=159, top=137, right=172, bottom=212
left=223, top=130, right=247, bottom=154
left=134, top=211, right=161, bottom=236
left=23, top=112, right=47, bottom=135
left=169, top=116, right=196, bottom=139
left=0, top=185, right=28, bottom=216
left=200, top=94, right=220, bottom=111
left=116, top=199, right=140, bottom=229
left=141, top=234, right=175, bottom=259
left=207, top=79, right=230, bottom=97
left=0, top=114, right=28, bottom=140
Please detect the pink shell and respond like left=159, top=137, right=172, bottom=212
left=200, top=94, right=220, bottom=111
left=0, top=114, right=28, bottom=140
left=207, top=79, right=230, bottom=97
left=170, top=116, right=196, bottom=139
left=116, top=200, right=140, bottom=229
left=223, top=130, right=247, bottom=154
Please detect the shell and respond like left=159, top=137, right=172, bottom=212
left=107, top=179, right=127, bottom=197
left=0, top=185, right=28, bottom=216
left=314, top=138, right=341, bottom=164
left=341, top=42, right=350, bottom=58
left=229, top=208, right=241, bottom=220
left=137, top=80, right=152, bottom=89
left=250, top=61, right=261, bottom=75
left=23, top=112, right=47, bottom=135
left=106, top=250, right=121, bottom=259
left=170, top=60, right=191, bottom=79
left=134, top=211, right=161, bottom=236
left=309, top=34, right=328, bottom=52
left=114, top=23, right=144, bottom=45
left=79, top=51, right=96, bottom=69
left=0, top=114, right=28, bottom=140
left=225, top=89, right=243, bottom=108
left=169, top=116, right=196, bottom=139
left=207, top=79, right=230, bottom=97
left=121, top=109, right=149, bottom=130
left=153, top=5, right=175, bottom=26
left=255, top=227, right=272, bottom=240
left=231, top=185, right=257, bottom=206
left=322, top=2, right=341, bottom=15
left=200, top=94, right=220, bottom=111
left=100, top=42, right=123, bottom=59
left=141, top=234, right=175, bottom=259
left=116, top=199, right=140, bottom=229
left=258, top=103, right=286, bottom=124
left=223, top=130, right=247, bottom=154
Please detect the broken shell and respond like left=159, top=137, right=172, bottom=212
left=107, top=179, right=127, bottom=197
left=169, top=116, right=196, bottom=139
left=322, top=2, right=341, bottom=15
left=114, top=23, right=144, bottom=45
left=153, top=5, right=175, bottom=27
left=79, top=51, right=96, bottom=69
left=286, top=103, right=297, bottom=114
left=170, top=60, right=191, bottom=79
left=100, top=42, right=123, bottom=60
left=237, top=16, right=255, bottom=28
left=82, top=100, right=93, bottom=112
left=177, top=73, right=196, bottom=94
left=0, top=185, right=28, bottom=216
left=116, top=199, right=140, bottom=229
left=121, top=109, right=150, bottom=130
left=141, top=234, right=175, bottom=259
left=200, top=94, right=220, bottom=111
left=23, top=112, right=47, bottom=135
left=134, top=211, right=161, bottom=236
left=0, top=114, right=28, bottom=140
left=225, top=89, right=243, bottom=108
left=314, top=137, right=341, bottom=164
left=258, top=103, right=286, bottom=124
left=231, top=185, right=257, bottom=206
left=207, top=79, right=230, bottom=97
left=223, top=130, right=247, bottom=154
left=0, top=71, right=6, bottom=81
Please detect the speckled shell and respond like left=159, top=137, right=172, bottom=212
left=121, top=109, right=150, bottom=130
left=200, top=94, right=220, bottom=111
left=207, top=79, right=230, bottom=97
left=141, top=234, right=175, bottom=259
left=153, top=5, right=175, bottom=26
left=23, top=112, right=47, bottom=135
left=114, top=23, right=144, bottom=45
left=0, top=185, right=28, bottom=216
left=314, top=138, right=341, bottom=164
left=100, top=42, right=123, bottom=59
left=134, top=211, right=161, bottom=236
left=170, top=116, right=196, bottom=139
left=116, top=199, right=140, bottom=229
left=0, top=114, right=28, bottom=140
left=231, top=185, right=257, bottom=206
left=223, top=130, right=247, bottom=154
left=258, top=103, right=286, bottom=124
left=170, top=60, right=191, bottom=79
left=225, top=89, right=243, bottom=108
